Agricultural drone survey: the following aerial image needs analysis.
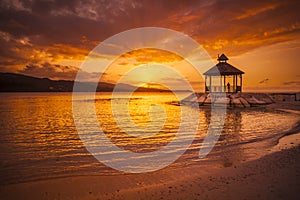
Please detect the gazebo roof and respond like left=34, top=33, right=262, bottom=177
left=203, top=54, right=244, bottom=76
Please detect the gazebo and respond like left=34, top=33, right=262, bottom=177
left=203, top=54, right=244, bottom=93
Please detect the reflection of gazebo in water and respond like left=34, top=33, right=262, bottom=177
left=204, top=54, right=244, bottom=93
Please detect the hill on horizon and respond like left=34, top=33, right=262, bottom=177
left=0, top=72, right=185, bottom=92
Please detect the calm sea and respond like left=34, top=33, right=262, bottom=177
left=0, top=92, right=299, bottom=185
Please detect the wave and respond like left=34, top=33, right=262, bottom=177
left=277, top=121, right=300, bottom=141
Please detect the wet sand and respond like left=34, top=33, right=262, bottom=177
left=1, top=101, right=300, bottom=200
left=1, top=137, right=299, bottom=200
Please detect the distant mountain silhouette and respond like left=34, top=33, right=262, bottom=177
left=0, top=72, right=176, bottom=92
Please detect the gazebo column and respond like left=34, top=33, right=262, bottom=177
left=235, top=75, right=238, bottom=93
left=220, top=76, right=222, bottom=92
left=224, top=75, right=226, bottom=92
left=205, top=75, right=207, bottom=92
left=240, top=74, right=242, bottom=92
left=209, top=76, right=212, bottom=92
left=233, top=75, right=235, bottom=93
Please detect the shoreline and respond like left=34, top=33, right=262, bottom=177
left=1, top=133, right=299, bottom=200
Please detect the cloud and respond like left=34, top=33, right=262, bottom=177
left=19, top=62, right=80, bottom=80
left=0, top=30, right=90, bottom=73
left=1, top=1, right=299, bottom=52
left=282, top=81, right=300, bottom=86
left=0, top=0, right=299, bottom=82
left=158, top=0, right=300, bottom=55
left=18, top=62, right=104, bottom=81
left=119, top=48, right=183, bottom=65
left=235, top=4, right=278, bottom=20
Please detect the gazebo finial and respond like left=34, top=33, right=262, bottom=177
left=217, top=53, right=229, bottom=62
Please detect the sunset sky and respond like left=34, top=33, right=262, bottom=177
left=0, top=0, right=299, bottom=92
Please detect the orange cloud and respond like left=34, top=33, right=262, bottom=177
left=236, top=4, right=278, bottom=20
left=118, top=48, right=183, bottom=65
left=100, top=48, right=184, bottom=83
left=46, top=43, right=90, bottom=62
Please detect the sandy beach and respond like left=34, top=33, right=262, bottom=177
left=1, top=101, right=300, bottom=200
left=1, top=135, right=299, bottom=200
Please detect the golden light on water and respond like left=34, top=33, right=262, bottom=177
left=95, top=92, right=182, bottom=153
left=1, top=92, right=299, bottom=184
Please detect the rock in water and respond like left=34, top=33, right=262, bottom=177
left=232, top=98, right=244, bottom=108
left=239, top=98, right=251, bottom=108
left=296, top=92, right=300, bottom=101
left=197, top=94, right=207, bottom=105
left=204, top=94, right=212, bottom=104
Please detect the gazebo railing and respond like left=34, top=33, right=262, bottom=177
left=205, top=86, right=241, bottom=93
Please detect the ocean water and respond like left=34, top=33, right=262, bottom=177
left=0, top=92, right=299, bottom=185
